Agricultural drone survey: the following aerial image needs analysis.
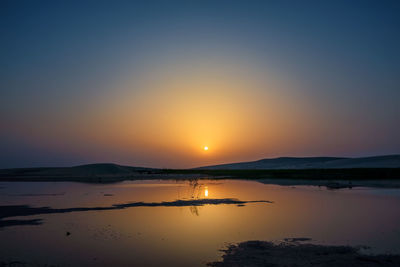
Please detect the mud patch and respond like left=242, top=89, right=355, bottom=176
left=0, top=198, right=272, bottom=228
left=208, top=240, right=400, bottom=266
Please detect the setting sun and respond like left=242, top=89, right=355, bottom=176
left=1, top=1, right=400, bottom=267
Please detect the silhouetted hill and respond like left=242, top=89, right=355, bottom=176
left=197, top=155, right=400, bottom=169
left=45, top=163, right=144, bottom=175
left=0, top=163, right=153, bottom=181
left=1, top=156, right=399, bottom=182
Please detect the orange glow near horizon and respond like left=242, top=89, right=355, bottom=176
left=2, top=1, right=399, bottom=170
left=20, top=57, right=355, bottom=169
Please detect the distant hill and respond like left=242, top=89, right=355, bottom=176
left=1, top=156, right=399, bottom=182
left=0, top=163, right=154, bottom=181
left=42, top=163, right=149, bottom=176
left=197, top=155, right=400, bottom=170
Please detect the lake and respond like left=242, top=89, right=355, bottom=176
left=1, top=179, right=400, bottom=266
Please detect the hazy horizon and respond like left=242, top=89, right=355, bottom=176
left=1, top=0, right=399, bottom=168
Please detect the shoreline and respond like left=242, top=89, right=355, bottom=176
left=1, top=167, right=400, bottom=188
left=1, top=175, right=400, bottom=189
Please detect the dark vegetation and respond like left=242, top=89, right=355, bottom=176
left=163, top=168, right=400, bottom=180
left=0, top=163, right=399, bottom=182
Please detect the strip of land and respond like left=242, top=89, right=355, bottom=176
left=0, top=156, right=399, bottom=188
left=208, top=240, right=400, bottom=267
left=0, top=164, right=399, bottom=181
left=0, top=198, right=272, bottom=228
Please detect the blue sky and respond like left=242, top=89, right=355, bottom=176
left=1, top=0, right=399, bottom=168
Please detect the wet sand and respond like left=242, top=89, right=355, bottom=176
left=208, top=240, right=400, bottom=266
left=0, top=198, right=272, bottom=228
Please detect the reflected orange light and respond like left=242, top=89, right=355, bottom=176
left=205, top=186, right=209, bottom=197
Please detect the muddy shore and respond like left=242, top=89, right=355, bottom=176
left=208, top=240, right=400, bottom=267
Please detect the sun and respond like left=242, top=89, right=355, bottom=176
left=204, top=146, right=209, bottom=151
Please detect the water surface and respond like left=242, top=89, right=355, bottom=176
left=1, top=179, right=399, bottom=266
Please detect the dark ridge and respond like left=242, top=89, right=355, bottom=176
left=255, top=156, right=346, bottom=164
left=197, top=155, right=400, bottom=169
left=1, top=155, right=399, bottom=182
left=0, top=163, right=156, bottom=182
left=163, top=168, right=400, bottom=181
left=69, top=163, right=143, bottom=175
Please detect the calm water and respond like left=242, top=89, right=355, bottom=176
left=1, top=179, right=400, bottom=266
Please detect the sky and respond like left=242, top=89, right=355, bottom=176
left=1, top=0, right=399, bottom=168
